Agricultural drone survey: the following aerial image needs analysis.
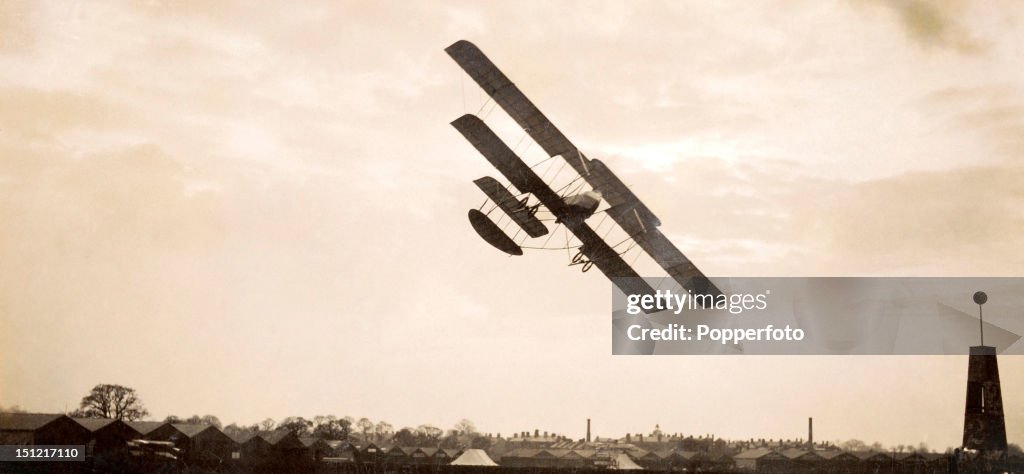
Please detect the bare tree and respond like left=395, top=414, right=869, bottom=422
left=416, top=424, right=443, bottom=441
left=203, top=415, right=222, bottom=428
left=471, top=436, right=492, bottom=449
left=357, top=418, right=374, bottom=441
left=313, top=415, right=332, bottom=428
left=840, top=439, right=867, bottom=451
left=222, top=423, right=256, bottom=439
left=375, top=421, right=393, bottom=440
left=259, top=418, right=276, bottom=431
left=394, top=428, right=416, bottom=446
left=77, top=384, right=149, bottom=421
left=313, top=416, right=350, bottom=440
left=454, top=419, right=476, bottom=435
left=178, top=414, right=221, bottom=428
left=279, top=416, right=313, bottom=436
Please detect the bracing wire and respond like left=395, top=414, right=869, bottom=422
left=509, top=223, right=523, bottom=242
left=520, top=139, right=534, bottom=157
left=566, top=179, right=587, bottom=198
left=482, top=99, right=499, bottom=121
left=654, top=273, right=668, bottom=292
left=606, top=235, right=635, bottom=250
left=593, top=213, right=608, bottom=235
left=511, top=133, right=528, bottom=154
left=564, top=225, right=572, bottom=259
left=538, top=222, right=563, bottom=249
left=629, top=246, right=643, bottom=268
left=547, top=158, right=569, bottom=192
left=553, top=174, right=585, bottom=197
left=530, top=154, right=557, bottom=170
left=521, top=245, right=582, bottom=251
left=538, top=154, right=560, bottom=182
left=475, top=96, right=492, bottom=116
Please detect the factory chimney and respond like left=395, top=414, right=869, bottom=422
left=586, top=418, right=591, bottom=443
left=808, top=417, right=814, bottom=451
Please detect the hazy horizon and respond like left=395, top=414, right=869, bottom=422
left=2, top=0, right=1023, bottom=452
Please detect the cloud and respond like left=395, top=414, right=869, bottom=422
left=924, top=85, right=1024, bottom=160
left=0, top=86, right=142, bottom=144
left=0, top=1, right=35, bottom=53
left=795, top=165, right=1024, bottom=275
left=582, top=148, right=1024, bottom=278
left=865, top=0, right=985, bottom=53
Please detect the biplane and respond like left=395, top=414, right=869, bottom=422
left=447, top=40, right=720, bottom=300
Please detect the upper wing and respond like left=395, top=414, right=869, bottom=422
left=452, top=114, right=655, bottom=298
left=446, top=40, right=720, bottom=296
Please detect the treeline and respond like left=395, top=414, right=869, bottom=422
left=189, top=416, right=492, bottom=449
left=25, top=384, right=491, bottom=448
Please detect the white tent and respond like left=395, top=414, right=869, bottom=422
left=449, top=448, right=499, bottom=466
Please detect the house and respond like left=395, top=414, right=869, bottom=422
left=72, top=418, right=142, bottom=454
left=818, top=450, right=859, bottom=470
left=853, top=450, right=894, bottom=468
left=500, top=448, right=609, bottom=469
left=228, top=430, right=316, bottom=466
left=781, top=448, right=823, bottom=464
left=428, top=446, right=456, bottom=463
left=442, top=448, right=462, bottom=460
left=398, top=447, right=445, bottom=465
left=146, top=423, right=236, bottom=464
left=230, top=432, right=264, bottom=462
left=501, top=448, right=544, bottom=467
left=699, top=451, right=736, bottom=471
left=922, top=452, right=950, bottom=469
left=632, top=449, right=659, bottom=468
left=665, top=449, right=696, bottom=469
left=416, top=447, right=440, bottom=463
left=505, top=432, right=563, bottom=448
left=559, top=449, right=591, bottom=468
left=734, top=447, right=789, bottom=472
left=299, top=436, right=332, bottom=461
left=378, top=444, right=405, bottom=463
left=895, top=451, right=929, bottom=467
left=260, top=429, right=308, bottom=459
left=357, top=441, right=392, bottom=463
left=0, top=413, right=92, bottom=446
left=324, top=440, right=356, bottom=461
left=635, top=449, right=685, bottom=470
left=818, top=450, right=858, bottom=462
left=126, top=421, right=167, bottom=438
left=232, top=431, right=273, bottom=462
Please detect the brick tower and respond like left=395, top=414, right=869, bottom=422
left=962, top=291, right=1007, bottom=452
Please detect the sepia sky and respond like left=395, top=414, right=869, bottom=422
left=2, top=0, right=1023, bottom=450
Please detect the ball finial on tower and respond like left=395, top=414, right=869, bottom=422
left=973, top=291, right=987, bottom=305
left=973, top=291, right=988, bottom=346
